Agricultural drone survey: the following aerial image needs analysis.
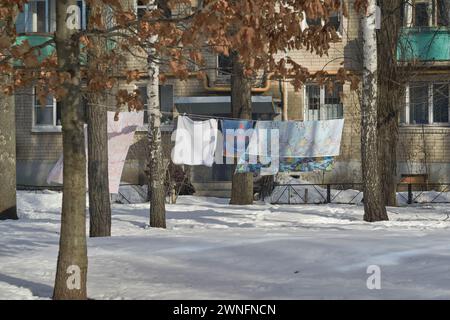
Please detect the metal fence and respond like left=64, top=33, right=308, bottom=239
left=270, top=183, right=450, bottom=205
left=18, top=182, right=450, bottom=206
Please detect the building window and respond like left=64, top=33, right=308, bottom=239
left=415, top=2, right=432, bottom=26
left=137, top=84, right=174, bottom=126
left=16, top=0, right=51, bottom=33
left=404, top=0, right=450, bottom=27
left=33, top=88, right=61, bottom=127
left=76, top=0, right=87, bottom=30
left=137, top=85, right=149, bottom=124
left=217, top=54, right=232, bottom=82
left=437, top=0, right=450, bottom=25
left=404, top=82, right=450, bottom=124
left=304, top=83, right=343, bottom=120
left=302, top=10, right=343, bottom=35
left=433, top=83, right=449, bottom=122
left=136, top=0, right=150, bottom=19
left=16, top=0, right=86, bottom=33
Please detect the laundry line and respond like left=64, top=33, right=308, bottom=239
left=87, top=102, right=345, bottom=122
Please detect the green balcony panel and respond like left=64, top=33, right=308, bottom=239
left=14, top=34, right=55, bottom=66
left=398, top=27, right=450, bottom=62
left=13, top=34, right=116, bottom=67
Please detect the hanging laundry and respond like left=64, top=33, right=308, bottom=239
left=46, top=125, right=88, bottom=186
left=245, top=119, right=344, bottom=159
left=279, top=156, right=334, bottom=172
left=46, top=111, right=144, bottom=194
left=172, top=115, right=218, bottom=167
left=236, top=119, right=344, bottom=175
left=107, top=111, right=144, bottom=193
left=279, top=119, right=344, bottom=158
left=235, top=157, right=334, bottom=174
left=220, top=119, right=255, bottom=158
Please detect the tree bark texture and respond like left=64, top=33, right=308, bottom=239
left=230, top=50, right=254, bottom=205
left=0, top=7, right=18, bottom=221
left=361, top=0, right=389, bottom=222
left=86, top=2, right=112, bottom=237
left=87, top=99, right=111, bottom=237
left=147, top=0, right=166, bottom=228
left=377, top=0, right=405, bottom=207
left=53, top=0, right=88, bottom=300
left=0, top=75, right=18, bottom=221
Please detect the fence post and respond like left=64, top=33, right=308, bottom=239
left=288, top=186, right=291, bottom=205
left=327, top=184, right=331, bottom=203
left=408, top=184, right=413, bottom=204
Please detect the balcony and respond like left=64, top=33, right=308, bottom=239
left=13, top=33, right=116, bottom=67
left=14, top=34, right=55, bottom=66
left=397, top=27, right=450, bottom=63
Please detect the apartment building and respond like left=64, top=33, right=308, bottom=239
left=12, top=0, right=450, bottom=196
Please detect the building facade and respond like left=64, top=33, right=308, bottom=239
left=13, top=0, right=450, bottom=195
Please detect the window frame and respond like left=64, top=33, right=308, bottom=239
left=135, top=83, right=175, bottom=132
left=303, top=83, right=344, bottom=121
left=16, top=0, right=51, bottom=33
left=300, top=8, right=345, bottom=37
left=16, top=0, right=87, bottom=33
left=31, top=87, right=61, bottom=132
left=404, top=0, right=450, bottom=27
left=403, top=82, right=450, bottom=125
left=136, top=0, right=153, bottom=19
left=216, top=54, right=233, bottom=82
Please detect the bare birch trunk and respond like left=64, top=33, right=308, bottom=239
left=53, top=0, right=88, bottom=299
left=147, top=1, right=166, bottom=228
left=230, top=51, right=253, bottom=205
left=361, top=0, right=388, bottom=222
left=0, top=6, right=18, bottom=221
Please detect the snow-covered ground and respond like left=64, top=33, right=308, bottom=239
left=2, top=190, right=450, bottom=299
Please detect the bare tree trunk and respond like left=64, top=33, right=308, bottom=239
left=53, top=0, right=88, bottom=299
left=230, top=50, right=253, bottom=205
left=360, top=0, right=388, bottom=222
left=0, top=75, right=17, bottom=221
left=377, top=0, right=404, bottom=207
left=87, top=99, right=111, bottom=237
left=0, top=6, right=18, bottom=221
left=86, top=2, right=111, bottom=237
left=147, top=0, right=166, bottom=228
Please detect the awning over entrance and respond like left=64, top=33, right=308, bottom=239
left=174, top=96, right=275, bottom=115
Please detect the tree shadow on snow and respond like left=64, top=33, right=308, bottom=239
left=0, top=273, right=53, bottom=298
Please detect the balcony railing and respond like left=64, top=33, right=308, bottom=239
left=13, top=33, right=116, bottom=67
left=14, top=34, right=55, bottom=66
left=397, top=27, right=450, bottom=62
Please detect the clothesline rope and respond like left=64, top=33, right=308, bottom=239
left=88, top=103, right=344, bottom=122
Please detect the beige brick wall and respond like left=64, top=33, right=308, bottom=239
left=15, top=87, right=62, bottom=161
left=14, top=0, right=450, bottom=186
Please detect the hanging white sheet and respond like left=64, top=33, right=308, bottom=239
left=171, top=116, right=218, bottom=167
left=46, top=111, right=144, bottom=194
